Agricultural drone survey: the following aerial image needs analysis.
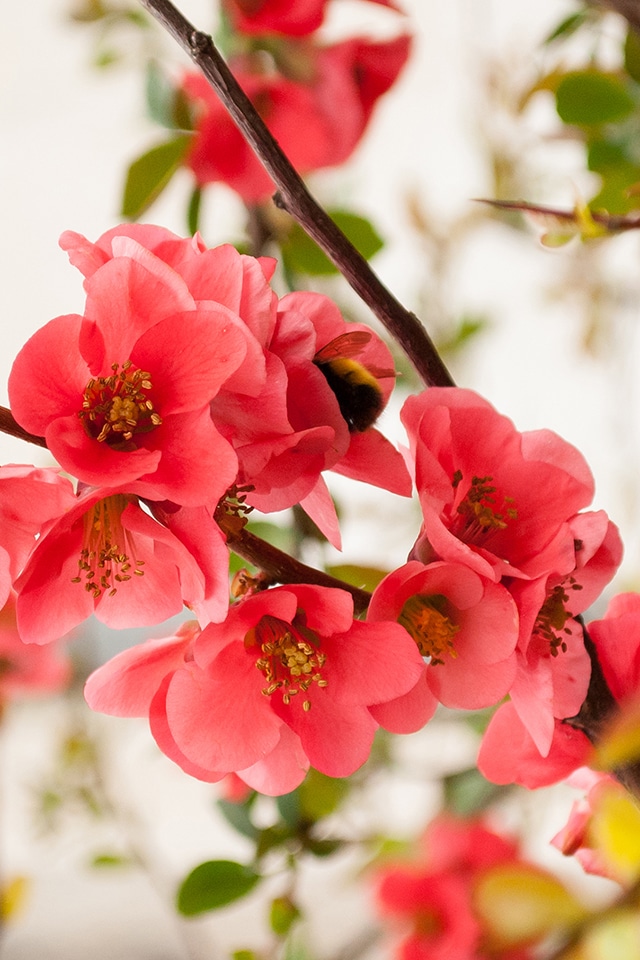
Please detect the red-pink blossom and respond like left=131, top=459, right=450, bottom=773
left=477, top=701, right=592, bottom=789
left=86, top=585, right=424, bottom=794
left=374, top=815, right=536, bottom=960
left=14, top=486, right=230, bottom=644
left=0, top=465, right=77, bottom=606
left=9, top=235, right=248, bottom=507
left=367, top=560, right=518, bottom=730
left=181, top=33, right=410, bottom=202
left=55, top=227, right=410, bottom=541
left=0, top=593, right=71, bottom=703
left=504, top=512, right=621, bottom=757
left=403, top=389, right=595, bottom=583
left=221, top=0, right=401, bottom=37
left=551, top=770, right=618, bottom=880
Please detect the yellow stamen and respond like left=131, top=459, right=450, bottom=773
left=399, top=593, right=459, bottom=665
left=535, top=578, right=582, bottom=656
left=79, top=361, right=162, bottom=449
left=70, top=494, right=145, bottom=599
left=246, top=614, right=328, bottom=710
left=451, top=473, right=517, bottom=543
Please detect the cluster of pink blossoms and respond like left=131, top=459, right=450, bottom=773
left=374, top=813, right=573, bottom=960
left=179, top=0, right=410, bottom=202
left=1, top=223, right=627, bottom=796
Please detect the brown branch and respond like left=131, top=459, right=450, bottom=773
left=591, top=0, right=640, bottom=33
left=565, top=619, right=640, bottom=800
left=0, top=405, right=46, bottom=449
left=225, top=527, right=371, bottom=616
left=137, top=0, right=454, bottom=390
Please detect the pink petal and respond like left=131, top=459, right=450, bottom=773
left=298, top=476, right=342, bottom=549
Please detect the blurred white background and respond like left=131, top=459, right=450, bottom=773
left=0, top=0, right=637, bottom=955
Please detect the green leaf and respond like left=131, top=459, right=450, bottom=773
left=146, top=61, right=193, bottom=130
left=443, top=767, right=505, bottom=817
left=187, top=185, right=202, bottom=236
left=270, top=896, right=302, bottom=936
left=325, top=564, right=388, bottom=592
left=216, top=798, right=259, bottom=840
left=474, top=864, right=587, bottom=947
left=281, top=211, right=383, bottom=276
left=556, top=71, right=635, bottom=125
left=625, top=29, right=640, bottom=85
left=298, top=769, right=349, bottom=821
left=91, top=853, right=130, bottom=868
left=176, top=860, right=261, bottom=916
left=121, top=135, right=192, bottom=220
left=543, top=11, right=589, bottom=45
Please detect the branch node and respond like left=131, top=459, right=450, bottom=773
left=189, top=29, right=210, bottom=56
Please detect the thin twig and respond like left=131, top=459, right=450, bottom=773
left=226, top=527, right=371, bottom=615
left=0, top=405, right=46, bottom=448
left=137, top=0, right=454, bottom=389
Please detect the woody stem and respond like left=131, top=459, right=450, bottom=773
left=136, top=0, right=454, bottom=389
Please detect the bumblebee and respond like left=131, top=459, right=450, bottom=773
left=313, top=332, right=390, bottom=433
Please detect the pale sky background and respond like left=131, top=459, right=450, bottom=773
left=0, top=0, right=637, bottom=956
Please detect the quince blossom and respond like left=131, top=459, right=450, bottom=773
left=85, top=584, right=424, bottom=795
left=55, top=224, right=409, bottom=544
left=0, top=593, right=71, bottom=704
left=14, top=486, right=230, bottom=645
left=0, top=464, right=76, bottom=607
left=9, top=235, right=248, bottom=507
left=374, top=814, right=541, bottom=960
left=222, top=0, right=401, bottom=37
left=403, top=388, right=595, bottom=583
left=181, top=33, right=410, bottom=202
left=367, top=560, right=519, bottom=732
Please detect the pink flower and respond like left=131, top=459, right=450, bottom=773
left=587, top=592, right=640, bottom=705
left=0, top=593, right=71, bottom=703
left=477, top=701, right=592, bottom=789
left=222, top=290, right=411, bottom=523
left=505, top=512, right=622, bottom=757
left=551, top=770, right=618, bottom=880
left=181, top=33, right=410, bottom=202
left=222, top=0, right=401, bottom=37
left=403, top=389, right=595, bottom=583
left=9, top=234, right=248, bottom=506
left=374, top=815, right=536, bottom=960
left=367, top=560, right=518, bottom=732
left=86, top=585, right=424, bottom=794
left=0, top=465, right=77, bottom=608
left=55, top=226, right=410, bottom=542
left=14, top=486, right=230, bottom=644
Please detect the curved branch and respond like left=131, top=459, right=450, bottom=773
left=226, top=526, right=371, bottom=615
left=0, top=405, right=46, bottom=448
left=137, top=0, right=454, bottom=389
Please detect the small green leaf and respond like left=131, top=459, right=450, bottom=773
left=624, top=29, right=640, bottom=85
left=270, top=896, right=302, bottom=936
left=556, top=71, right=635, bottom=125
left=443, top=767, right=505, bottom=817
left=543, top=11, right=589, bottom=45
left=216, top=798, right=259, bottom=840
left=176, top=860, right=261, bottom=916
left=187, top=185, right=202, bottom=236
left=122, top=135, right=193, bottom=220
left=298, top=769, right=349, bottom=821
left=325, top=564, right=388, bottom=593
left=281, top=211, right=383, bottom=276
left=91, top=853, right=130, bottom=868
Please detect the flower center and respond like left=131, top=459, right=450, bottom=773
left=246, top=614, right=328, bottom=711
left=79, top=361, right=162, bottom=449
left=450, top=472, right=517, bottom=545
left=534, top=578, right=583, bottom=656
left=70, top=495, right=145, bottom=600
left=399, top=593, right=459, bottom=665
